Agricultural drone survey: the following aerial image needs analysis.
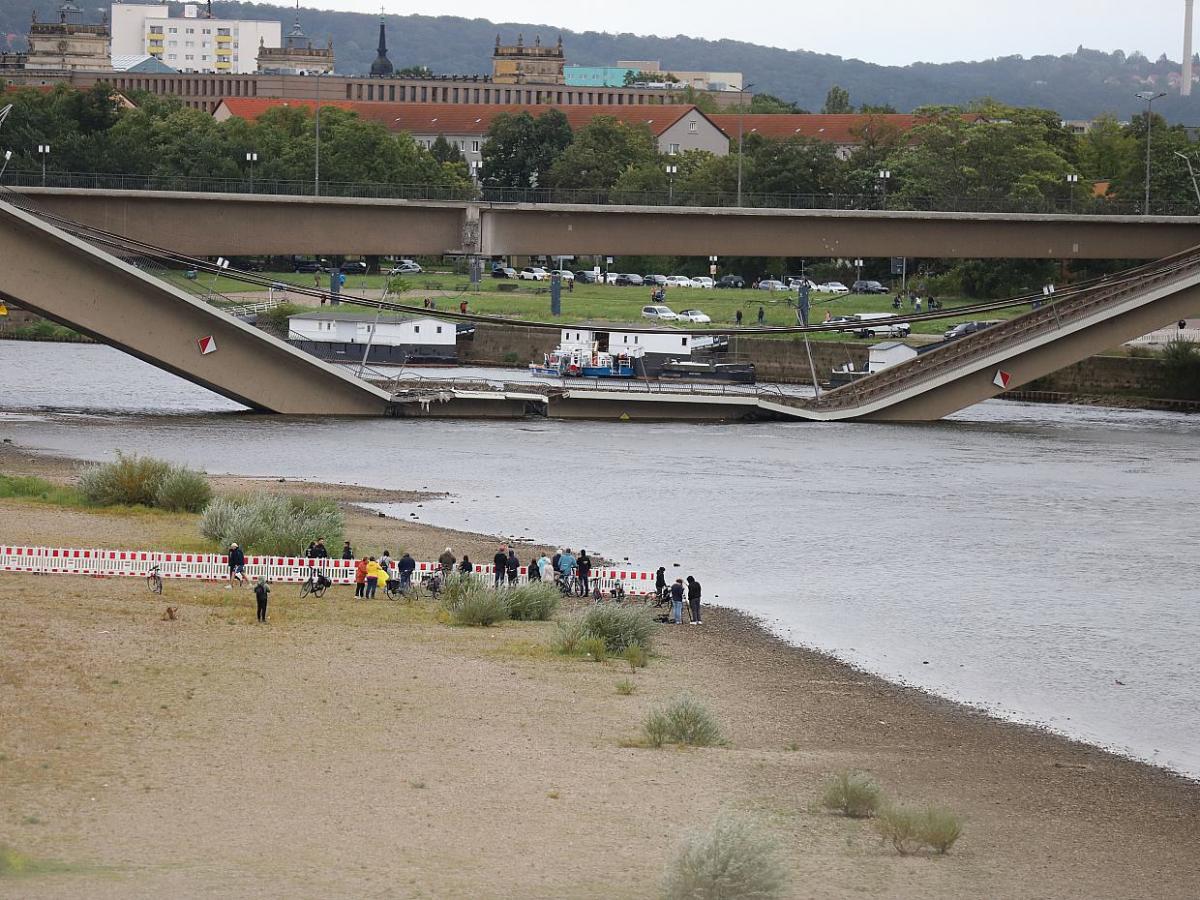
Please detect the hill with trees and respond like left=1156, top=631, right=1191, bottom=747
left=4, top=3, right=1200, bottom=121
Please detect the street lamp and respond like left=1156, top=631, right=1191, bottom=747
left=245, top=151, right=258, bottom=192
left=0, top=150, right=12, bottom=183
left=878, top=169, right=891, bottom=209
left=665, top=161, right=678, bottom=204
left=1136, top=91, right=1167, bottom=215
left=1065, top=173, right=1079, bottom=211
left=735, top=81, right=755, bottom=208
left=37, top=143, right=50, bottom=186
left=314, top=70, right=323, bottom=197
left=854, top=258, right=864, bottom=282
left=1174, top=150, right=1200, bottom=209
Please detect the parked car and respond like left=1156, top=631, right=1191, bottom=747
left=852, top=279, right=889, bottom=294
left=817, top=281, right=850, bottom=294
left=520, top=267, right=549, bottom=281
left=615, top=273, right=644, bottom=286
left=786, top=276, right=815, bottom=289
left=716, top=275, right=745, bottom=289
left=854, top=313, right=911, bottom=338
left=643, top=274, right=668, bottom=286
left=642, top=305, right=679, bottom=320
left=690, top=277, right=714, bottom=289
left=574, top=270, right=600, bottom=284
left=665, top=275, right=693, bottom=288
left=944, top=320, right=1000, bottom=341
left=677, top=309, right=712, bottom=323
left=293, top=260, right=325, bottom=273
left=390, top=258, right=422, bottom=274
left=549, top=269, right=575, bottom=282
left=757, top=279, right=789, bottom=291
left=491, top=266, right=518, bottom=279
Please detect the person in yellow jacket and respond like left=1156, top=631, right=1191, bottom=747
left=365, top=556, right=388, bottom=600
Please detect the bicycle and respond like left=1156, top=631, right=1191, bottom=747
left=147, top=564, right=163, bottom=595
left=556, top=572, right=587, bottom=598
left=300, top=567, right=330, bottom=599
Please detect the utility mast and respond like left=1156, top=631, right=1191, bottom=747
left=1185, top=0, right=1195, bottom=96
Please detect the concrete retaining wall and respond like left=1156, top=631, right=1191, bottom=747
left=1026, top=355, right=1170, bottom=397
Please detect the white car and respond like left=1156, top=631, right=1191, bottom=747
left=854, top=313, right=912, bottom=338
left=818, top=281, right=850, bottom=294
left=642, top=305, right=679, bottom=320
left=520, top=267, right=549, bottom=281
left=389, top=260, right=422, bottom=275
left=549, top=269, right=575, bottom=282
left=677, top=309, right=712, bottom=323
left=690, top=277, right=714, bottom=289
left=665, top=275, right=693, bottom=288
left=758, top=279, right=789, bottom=291
left=604, top=272, right=620, bottom=284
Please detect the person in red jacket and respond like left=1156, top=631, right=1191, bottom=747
left=354, top=556, right=369, bottom=599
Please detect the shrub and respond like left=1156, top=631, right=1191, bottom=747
left=78, top=452, right=171, bottom=506
left=615, top=678, right=636, bottom=695
left=1160, top=338, right=1200, bottom=399
left=552, top=617, right=588, bottom=656
left=0, top=474, right=82, bottom=506
left=506, top=582, right=560, bottom=621
left=821, top=772, right=882, bottom=819
left=154, top=467, right=213, bottom=513
left=623, top=642, right=649, bottom=670
left=578, top=604, right=658, bottom=654
left=580, top=635, right=607, bottom=662
left=642, top=696, right=723, bottom=748
left=199, top=493, right=343, bottom=555
left=662, top=812, right=788, bottom=900
left=919, top=808, right=963, bottom=854
left=441, top=582, right=509, bottom=626
left=875, top=806, right=926, bottom=856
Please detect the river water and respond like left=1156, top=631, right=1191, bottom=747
left=3, top=342, right=1198, bottom=778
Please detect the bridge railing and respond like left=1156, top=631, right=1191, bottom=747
left=808, top=251, right=1200, bottom=412
left=5, top=169, right=1198, bottom=215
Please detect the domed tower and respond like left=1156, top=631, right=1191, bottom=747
left=370, top=14, right=393, bottom=77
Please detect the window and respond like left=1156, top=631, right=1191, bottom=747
left=688, top=120, right=698, bottom=133
left=471, top=140, right=480, bottom=152
left=150, top=25, right=163, bottom=34
left=682, top=338, right=688, bottom=346
left=668, top=143, right=680, bottom=154
left=414, top=325, right=421, bottom=334
left=168, top=27, right=177, bottom=34
left=436, top=326, right=443, bottom=334
left=186, top=27, right=194, bottom=34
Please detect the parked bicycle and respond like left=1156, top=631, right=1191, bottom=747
left=146, top=564, right=163, bottom=595
left=300, top=566, right=331, bottom=599
left=556, top=571, right=587, bottom=598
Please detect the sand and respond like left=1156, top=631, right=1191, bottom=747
left=1, top=444, right=1198, bottom=898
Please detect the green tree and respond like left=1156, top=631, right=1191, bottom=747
left=544, top=116, right=659, bottom=191
left=822, top=85, right=852, bottom=114
left=748, top=93, right=807, bottom=114
left=396, top=65, right=432, bottom=77
left=1078, top=114, right=1136, bottom=181
left=1112, top=113, right=1198, bottom=212
left=479, top=109, right=572, bottom=189
left=429, top=134, right=464, bottom=164
left=743, top=134, right=845, bottom=197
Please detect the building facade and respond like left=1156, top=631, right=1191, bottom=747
left=288, top=310, right=457, bottom=364
left=110, top=3, right=279, bottom=75
left=26, top=3, right=111, bottom=72
left=617, top=61, right=743, bottom=92
left=491, top=34, right=565, bottom=84
left=255, top=8, right=333, bottom=75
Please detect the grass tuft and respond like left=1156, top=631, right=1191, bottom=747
left=615, top=678, right=636, bottom=696
left=580, top=635, right=607, bottom=662
left=821, top=772, right=882, bottom=819
left=0, top=474, right=84, bottom=507
left=506, top=582, right=561, bottom=621
left=643, top=696, right=723, bottom=748
left=440, top=580, right=509, bottom=626
left=874, top=806, right=925, bottom=855
left=78, top=452, right=171, bottom=507
left=919, top=808, right=963, bottom=854
left=622, top=642, right=649, bottom=670
left=662, top=812, right=788, bottom=900
left=200, top=493, right=343, bottom=555
left=153, top=467, right=213, bottom=513
left=577, top=604, right=658, bottom=654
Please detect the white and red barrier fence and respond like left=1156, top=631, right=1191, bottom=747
left=0, top=546, right=658, bottom=592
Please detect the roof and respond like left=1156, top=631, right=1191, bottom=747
left=869, top=341, right=917, bottom=352
left=707, top=113, right=987, bottom=144
left=288, top=309, right=449, bottom=324
left=111, top=54, right=178, bottom=74
left=215, top=98, right=713, bottom=137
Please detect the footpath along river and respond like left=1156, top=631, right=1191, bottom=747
left=2, top=342, right=1198, bottom=778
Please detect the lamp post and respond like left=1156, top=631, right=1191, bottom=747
left=245, top=151, right=258, bottom=192
left=1136, top=91, right=1167, bottom=215
left=1064, top=173, right=1079, bottom=211
left=314, top=70, right=322, bottom=197
left=665, top=161, right=677, bottom=204
left=735, top=81, right=755, bottom=208
left=854, top=258, right=864, bottom=283
left=0, top=150, right=12, bottom=183
left=878, top=169, right=891, bottom=209
left=1174, top=150, right=1200, bottom=209
left=37, top=143, right=50, bottom=186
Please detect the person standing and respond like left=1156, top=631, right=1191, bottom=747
left=558, top=548, right=577, bottom=584
left=527, top=555, right=541, bottom=581
left=670, top=579, right=685, bottom=625
left=398, top=552, right=416, bottom=592
left=341, top=541, right=354, bottom=560
left=537, top=553, right=553, bottom=581
left=735, top=309, right=743, bottom=326
left=379, top=549, right=393, bottom=577
left=227, top=542, right=246, bottom=589
left=506, top=549, right=520, bottom=585
left=365, top=557, right=385, bottom=599
left=655, top=566, right=668, bottom=603
left=354, top=556, right=369, bottom=599
left=254, top=576, right=270, bottom=623
left=458, top=555, right=473, bottom=575
left=757, top=305, right=766, bottom=325
left=311, top=539, right=329, bottom=560
left=577, top=549, right=593, bottom=594
left=438, top=547, right=456, bottom=577
left=493, top=545, right=508, bottom=587
left=686, top=576, right=702, bottom=625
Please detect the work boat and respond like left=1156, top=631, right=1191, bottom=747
left=530, top=344, right=644, bottom=378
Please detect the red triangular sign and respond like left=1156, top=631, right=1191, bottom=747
left=197, top=335, right=217, bottom=355
left=993, top=369, right=1011, bottom=389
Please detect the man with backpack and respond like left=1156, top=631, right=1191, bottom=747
left=576, top=549, right=593, bottom=594
left=493, top=545, right=508, bottom=587
left=686, top=576, right=703, bottom=625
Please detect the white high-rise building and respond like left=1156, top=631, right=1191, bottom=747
left=110, top=3, right=280, bottom=74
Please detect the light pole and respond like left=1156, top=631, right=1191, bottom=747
left=878, top=169, right=891, bottom=209
left=665, top=161, right=677, bottom=204
left=37, top=143, right=50, bottom=186
left=854, top=258, right=864, bottom=283
left=1064, top=173, right=1079, bottom=211
left=1174, top=150, right=1200, bottom=209
left=1136, top=91, right=1167, bottom=215
left=0, top=150, right=12, bottom=183
left=735, top=81, right=755, bottom=208
left=314, top=71, right=322, bottom=197
left=245, top=151, right=258, bottom=192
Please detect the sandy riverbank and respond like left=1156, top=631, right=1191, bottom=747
left=1, top=443, right=1198, bottom=898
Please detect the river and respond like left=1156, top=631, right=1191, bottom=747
left=2, top=342, right=1198, bottom=779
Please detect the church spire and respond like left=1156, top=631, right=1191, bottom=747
left=369, top=10, right=393, bottom=76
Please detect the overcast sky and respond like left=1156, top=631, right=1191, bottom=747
left=312, top=0, right=1193, bottom=66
